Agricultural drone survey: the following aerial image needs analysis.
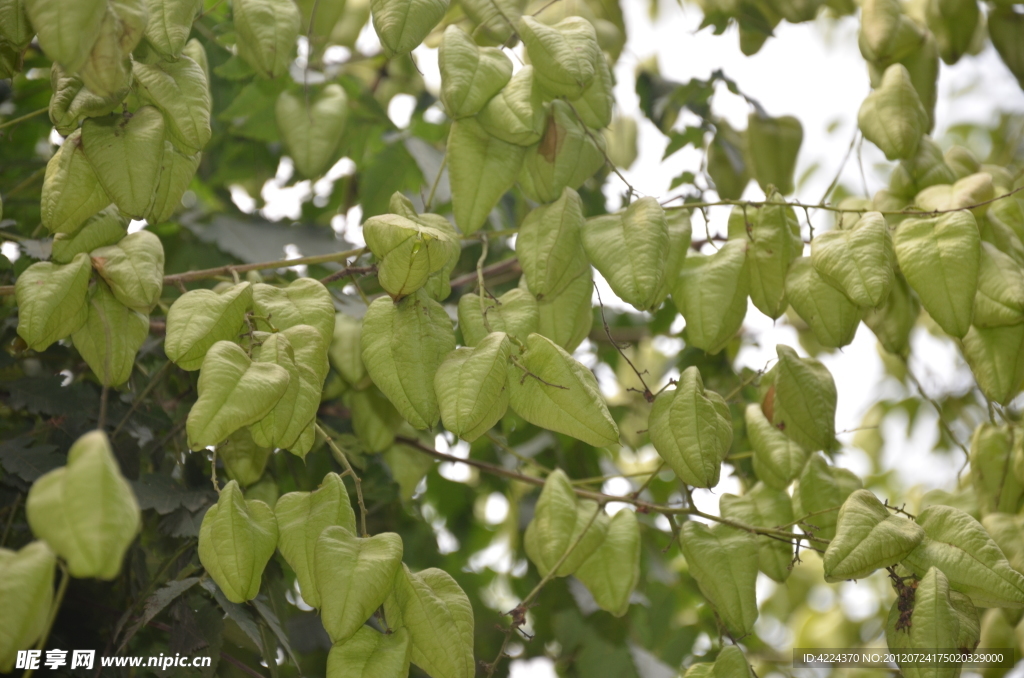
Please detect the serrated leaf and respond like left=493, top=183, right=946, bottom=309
left=233, top=0, right=300, bottom=78
left=439, top=25, right=512, bottom=119
left=720, top=483, right=795, bottom=583
left=679, top=521, right=759, bottom=637
left=435, top=332, right=511, bottom=442
left=746, top=403, right=809, bottom=489
left=165, top=283, right=253, bottom=371
left=315, top=526, right=403, bottom=643
left=26, top=430, right=141, bottom=580
left=448, top=117, right=526, bottom=235
left=40, top=129, right=112, bottom=235
left=198, top=480, right=278, bottom=604
left=252, top=278, right=336, bottom=347
left=133, top=56, right=211, bottom=152
left=507, top=333, right=619, bottom=447
left=672, top=240, right=749, bottom=355
left=524, top=469, right=610, bottom=577
left=186, top=341, right=291, bottom=449
left=811, top=211, right=896, bottom=308
left=71, top=279, right=149, bottom=387
left=457, top=287, right=538, bottom=347
left=519, top=100, right=606, bottom=204
left=276, top=474, right=356, bottom=609
left=822, top=489, right=925, bottom=581
left=15, top=254, right=92, bottom=352
left=276, top=85, right=348, bottom=178
left=90, top=229, right=165, bottom=312
left=81, top=106, right=166, bottom=219
left=326, top=626, right=411, bottom=678
left=0, top=542, right=56, bottom=674
left=786, top=257, right=863, bottom=349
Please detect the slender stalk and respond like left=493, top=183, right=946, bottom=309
left=317, top=424, right=368, bottom=537
left=0, top=107, right=47, bottom=131
left=424, top=155, right=447, bottom=212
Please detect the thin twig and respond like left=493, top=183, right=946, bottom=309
left=317, top=423, right=368, bottom=537
left=425, top=156, right=447, bottom=212
left=594, top=282, right=653, bottom=401
left=0, top=107, right=48, bottom=131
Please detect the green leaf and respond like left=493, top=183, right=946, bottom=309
left=679, top=521, right=759, bottom=637
left=435, top=332, right=511, bottom=442
left=582, top=197, right=670, bottom=312
left=720, top=483, right=795, bottom=583
left=233, top=0, right=300, bottom=78
left=71, top=279, right=149, bottom=387
left=249, top=328, right=324, bottom=456
left=903, top=504, right=1024, bottom=608
left=968, top=424, right=1024, bottom=517
left=370, top=0, right=449, bottom=57
left=438, top=25, right=512, bottom=119
left=218, top=429, right=272, bottom=488
left=811, top=211, right=896, bottom=308
left=961, top=322, right=1024, bottom=405
left=316, top=526, right=402, bottom=642
left=518, top=100, right=606, bottom=204
left=364, top=213, right=460, bottom=300
left=707, top=121, right=750, bottom=200
left=990, top=8, right=1024, bottom=90
left=864, top=272, right=919, bottom=356
left=81, top=106, right=167, bottom=219
left=785, top=257, right=863, bottom=349
left=973, top=242, right=1024, bottom=328
left=89, top=229, right=165, bottom=312
left=894, top=210, right=980, bottom=338
left=164, top=283, right=253, bottom=371
left=276, top=473, right=357, bottom=606
left=518, top=16, right=600, bottom=99
left=477, top=66, right=547, bottom=146
left=448, top=117, right=526, bottom=235
left=24, top=0, right=106, bottom=71
left=770, top=345, right=837, bottom=452
left=457, top=287, right=539, bottom=347
left=649, top=366, right=732, bottom=488
left=133, top=56, right=212, bottom=153
left=672, top=239, right=749, bottom=355
left=517, top=187, right=589, bottom=299
left=384, top=565, right=475, bottom=678
left=523, top=469, right=609, bottom=577
left=326, top=626, right=411, bottom=678
left=746, top=113, right=802, bottom=196
left=885, top=567, right=966, bottom=677
left=330, top=313, right=366, bottom=387
left=858, top=0, right=924, bottom=63
left=0, top=0, right=32, bottom=49
left=507, top=333, right=619, bottom=447
left=40, top=129, right=113, bottom=235
left=0, top=542, right=56, bottom=674
left=26, top=430, right=141, bottom=580
left=252, top=278, right=336, bottom=347
left=51, top=205, right=127, bottom=264
left=925, top=0, right=979, bottom=65
left=858, top=64, right=929, bottom=161
left=822, top=489, right=925, bottom=581
left=730, top=196, right=803, bottom=319
left=361, top=291, right=457, bottom=429
left=143, top=0, right=202, bottom=57
left=712, top=646, right=754, bottom=678
left=275, top=85, right=348, bottom=178
left=574, top=509, right=641, bottom=617
left=15, top=253, right=92, bottom=352
left=746, top=403, right=809, bottom=490
left=796, top=453, right=863, bottom=540
left=198, top=480, right=278, bottom=604
left=186, top=341, right=291, bottom=449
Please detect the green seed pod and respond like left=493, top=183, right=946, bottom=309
left=24, top=0, right=106, bottom=72
left=672, top=240, right=749, bottom=355
left=925, top=0, right=979, bottom=64
left=768, top=345, right=838, bottom=452
left=439, top=25, right=512, bottom=119
left=746, top=403, right=809, bottom=490
left=889, top=137, right=957, bottom=199
left=435, top=332, right=511, bottom=442
left=233, top=0, right=300, bottom=78
left=982, top=513, right=1024, bottom=575
left=746, top=112, right=803, bottom=196
left=27, top=430, right=141, bottom=580
left=326, top=626, right=411, bottom=678
left=90, top=229, right=165, bottom=313
left=885, top=567, right=971, bottom=678
left=945, top=145, right=981, bottom=179
left=990, top=8, right=1024, bottom=90
left=383, top=437, right=436, bottom=500
left=518, top=16, right=600, bottom=98
left=969, top=424, right=1024, bottom=516
left=361, top=291, right=457, bottom=429
left=574, top=509, right=641, bottom=617
left=904, top=504, right=1024, bottom=608
left=0, top=0, right=32, bottom=50
left=978, top=608, right=1017, bottom=678
left=916, top=172, right=996, bottom=216
left=252, top=278, right=336, bottom=347
left=649, top=366, right=732, bottom=488
left=858, top=0, right=925, bottom=64
left=582, top=197, right=670, bottom=312
left=448, top=117, right=526, bottom=235
left=371, top=0, right=448, bottom=57
left=961, top=323, right=1024, bottom=405
left=730, top=195, right=802, bottom=319
left=823, top=489, right=925, bottom=581
left=133, top=56, right=212, bottom=153
left=570, top=54, right=614, bottom=130
left=720, top=483, right=795, bottom=583
left=507, top=333, right=619, bottom=447
left=77, top=0, right=148, bottom=99
left=182, top=37, right=209, bottom=81
left=523, top=469, right=610, bottom=577
left=973, top=242, right=1024, bottom=328
left=707, top=120, right=750, bottom=200
left=864, top=272, right=919, bottom=356
left=48, top=64, right=129, bottom=137
left=679, top=521, right=759, bottom=637
left=518, top=100, right=606, bottom=205
left=517, top=187, right=588, bottom=299
left=186, top=341, right=292, bottom=449
left=364, top=213, right=460, bottom=300
left=894, top=210, right=980, bottom=338
left=811, top=211, right=895, bottom=308
left=164, top=282, right=253, bottom=371
left=218, top=428, right=273, bottom=488
left=275, top=85, right=348, bottom=178
left=457, top=287, right=539, bottom=347
left=143, top=0, right=201, bottom=57
left=604, top=115, right=638, bottom=170
left=81, top=106, right=166, bottom=219
left=786, top=257, right=863, bottom=349
left=330, top=314, right=366, bottom=387
left=198, top=480, right=278, bottom=603
left=858, top=64, right=929, bottom=161
left=275, top=474, right=358, bottom=610
left=797, top=453, right=862, bottom=540
left=652, top=209, right=693, bottom=307
left=477, top=66, right=547, bottom=146
left=384, top=565, right=475, bottom=678
left=146, top=140, right=201, bottom=225
left=0, top=542, right=56, bottom=673
left=15, top=253, right=92, bottom=352
left=250, top=328, right=324, bottom=456
left=349, top=386, right=402, bottom=452
left=387, top=193, right=460, bottom=302
left=71, top=279, right=149, bottom=387
left=51, top=205, right=127, bottom=264
left=40, top=129, right=112, bottom=236
left=532, top=267, right=594, bottom=352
